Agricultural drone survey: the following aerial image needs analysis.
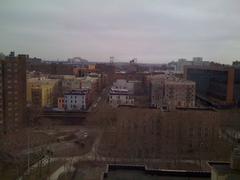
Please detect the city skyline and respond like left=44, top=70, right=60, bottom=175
left=1, top=0, right=240, bottom=64
left=1, top=1, right=240, bottom=179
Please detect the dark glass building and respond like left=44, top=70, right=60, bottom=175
left=184, top=65, right=240, bottom=108
left=235, top=68, right=240, bottom=106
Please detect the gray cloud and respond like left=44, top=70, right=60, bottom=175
left=0, top=0, right=240, bottom=64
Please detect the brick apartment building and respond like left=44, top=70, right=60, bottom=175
left=165, top=79, right=196, bottom=110
left=73, top=64, right=96, bottom=77
left=150, top=74, right=196, bottom=110
left=0, top=52, right=27, bottom=134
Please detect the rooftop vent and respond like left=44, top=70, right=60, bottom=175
left=231, top=146, right=240, bottom=170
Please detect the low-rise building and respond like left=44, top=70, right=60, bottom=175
left=57, top=97, right=64, bottom=109
left=109, top=88, right=134, bottom=107
left=112, top=79, right=134, bottom=94
left=73, top=64, right=96, bottom=77
left=81, top=76, right=98, bottom=90
left=64, top=89, right=90, bottom=111
left=62, top=75, right=82, bottom=91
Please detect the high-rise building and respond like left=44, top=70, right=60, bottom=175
left=168, top=58, right=210, bottom=73
left=0, top=52, right=27, bottom=134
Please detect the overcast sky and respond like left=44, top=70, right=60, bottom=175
left=0, top=0, right=240, bottom=64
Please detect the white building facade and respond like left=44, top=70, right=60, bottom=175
left=64, top=89, right=89, bottom=111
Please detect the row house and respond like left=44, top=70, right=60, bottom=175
left=109, top=88, right=134, bottom=107
left=60, top=89, right=91, bottom=111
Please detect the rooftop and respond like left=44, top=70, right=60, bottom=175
left=208, top=162, right=232, bottom=174
left=104, top=164, right=210, bottom=180
left=64, top=89, right=89, bottom=95
left=109, top=88, right=131, bottom=95
left=28, top=77, right=59, bottom=85
left=185, top=65, right=235, bottom=71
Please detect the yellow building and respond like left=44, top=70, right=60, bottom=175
left=27, top=78, right=59, bottom=107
